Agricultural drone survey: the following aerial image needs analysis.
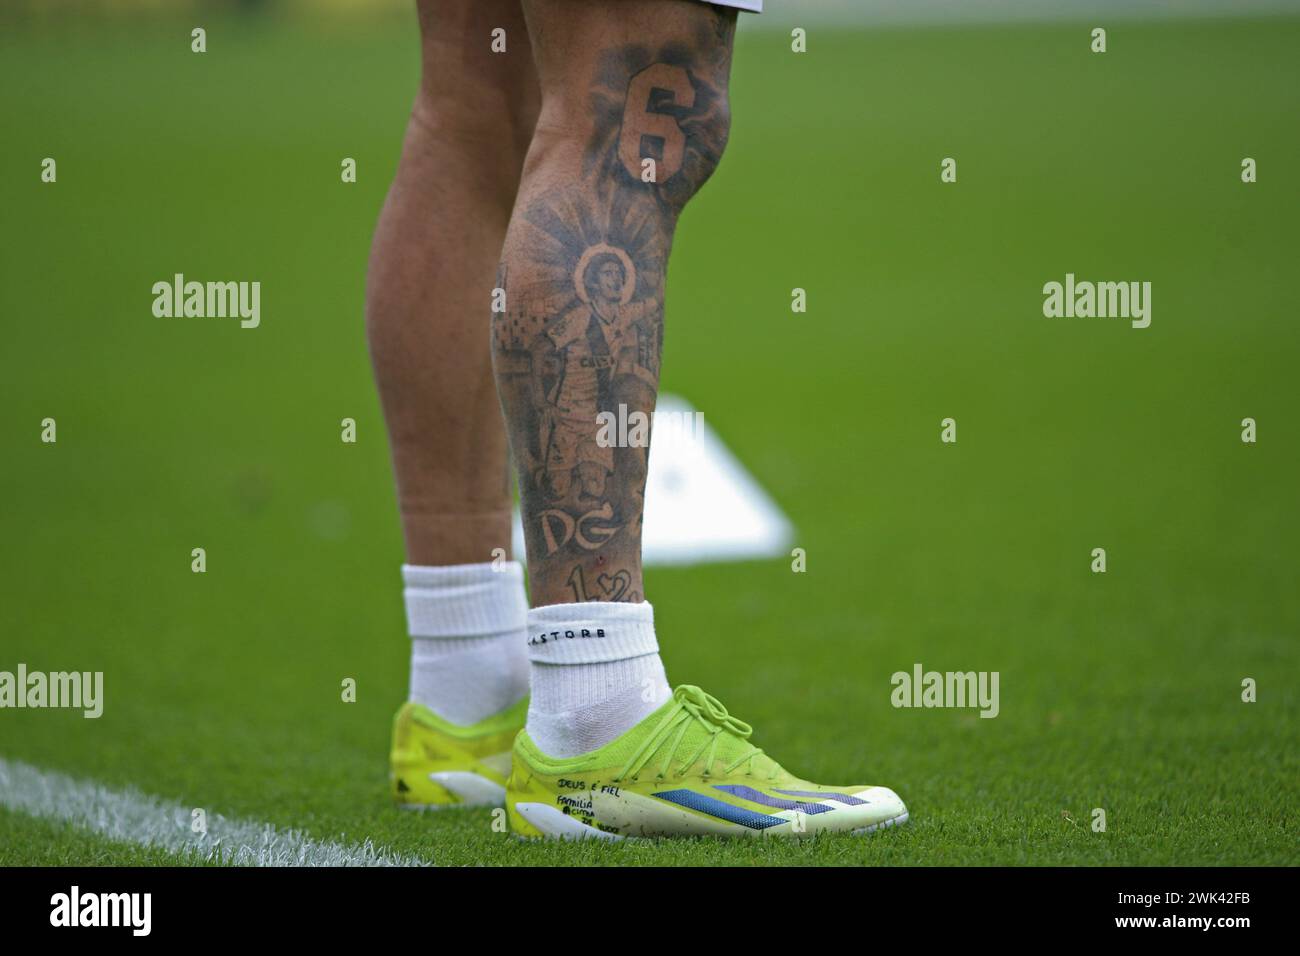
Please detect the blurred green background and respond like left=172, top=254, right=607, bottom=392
left=0, top=3, right=1297, bottom=865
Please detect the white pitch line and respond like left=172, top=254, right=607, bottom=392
left=0, top=757, right=433, bottom=867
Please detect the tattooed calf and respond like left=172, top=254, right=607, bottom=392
left=492, top=17, right=736, bottom=603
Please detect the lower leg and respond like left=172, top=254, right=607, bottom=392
left=493, top=0, right=736, bottom=752
left=367, top=1, right=538, bottom=568
left=496, top=0, right=734, bottom=604
left=368, top=0, right=539, bottom=724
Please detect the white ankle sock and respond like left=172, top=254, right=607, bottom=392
left=525, top=601, right=672, bottom=758
left=403, top=562, right=529, bottom=726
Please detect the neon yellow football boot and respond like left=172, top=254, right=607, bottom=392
left=390, top=696, right=527, bottom=809
left=506, top=685, right=908, bottom=839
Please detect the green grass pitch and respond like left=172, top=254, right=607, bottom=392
left=0, top=11, right=1296, bottom=866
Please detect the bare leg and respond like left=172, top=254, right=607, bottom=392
left=368, top=0, right=540, bottom=567
left=371, top=2, right=540, bottom=740
left=493, top=0, right=736, bottom=605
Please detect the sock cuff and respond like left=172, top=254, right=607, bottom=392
left=527, top=601, right=657, bottom=665
left=402, top=561, right=527, bottom=639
